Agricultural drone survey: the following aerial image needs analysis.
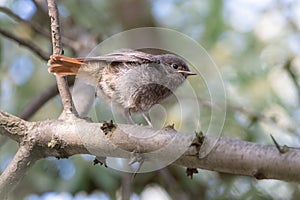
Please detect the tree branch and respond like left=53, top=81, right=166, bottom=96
left=0, top=27, right=49, bottom=61
left=0, top=111, right=27, bottom=142
left=0, top=144, right=39, bottom=199
left=199, top=97, right=296, bottom=132
left=18, top=77, right=75, bottom=120
left=0, top=112, right=40, bottom=199
left=0, top=6, right=80, bottom=53
left=0, top=6, right=48, bottom=36
left=1, top=110, right=300, bottom=184
left=284, top=59, right=300, bottom=105
left=47, top=0, right=77, bottom=116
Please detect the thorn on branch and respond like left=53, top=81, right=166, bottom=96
left=100, top=120, right=116, bottom=135
left=270, top=134, right=289, bottom=154
left=186, top=168, right=198, bottom=179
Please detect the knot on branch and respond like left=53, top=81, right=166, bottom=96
left=46, top=134, right=69, bottom=159
left=164, top=123, right=176, bottom=131
left=48, top=135, right=60, bottom=149
left=191, top=131, right=204, bottom=146
left=100, top=120, right=116, bottom=135
left=190, top=131, right=205, bottom=155
left=253, top=169, right=267, bottom=180
left=186, top=168, right=198, bottom=179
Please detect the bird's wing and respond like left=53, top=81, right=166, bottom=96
left=78, top=49, right=158, bottom=64
left=48, top=49, right=159, bottom=75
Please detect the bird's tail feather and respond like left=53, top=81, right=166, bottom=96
left=48, top=55, right=84, bottom=76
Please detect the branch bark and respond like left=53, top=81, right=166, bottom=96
left=0, top=145, right=39, bottom=200
left=1, top=110, right=300, bottom=187
left=0, top=112, right=40, bottom=199
left=47, top=0, right=77, bottom=116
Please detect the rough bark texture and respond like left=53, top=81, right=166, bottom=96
left=1, top=110, right=300, bottom=199
left=48, top=0, right=77, bottom=116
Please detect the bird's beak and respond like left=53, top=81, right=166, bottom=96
left=177, top=70, right=197, bottom=76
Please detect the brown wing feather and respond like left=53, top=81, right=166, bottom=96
left=77, top=49, right=158, bottom=64
left=48, top=49, right=158, bottom=76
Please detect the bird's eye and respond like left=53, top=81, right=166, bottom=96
left=171, top=63, right=179, bottom=69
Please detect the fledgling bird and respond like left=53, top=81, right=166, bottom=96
left=48, top=49, right=196, bottom=126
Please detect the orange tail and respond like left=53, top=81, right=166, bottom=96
left=48, top=55, right=84, bottom=76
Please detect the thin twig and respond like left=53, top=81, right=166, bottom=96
left=121, top=173, right=132, bottom=200
left=47, top=0, right=77, bottom=116
left=0, top=6, right=80, bottom=52
left=0, top=6, right=48, bottom=36
left=0, top=27, right=49, bottom=61
left=198, top=97, right=296, bottom=132
left=159, top=168, right=186, bottom=198
left=284, top=59, right=300, bottom=105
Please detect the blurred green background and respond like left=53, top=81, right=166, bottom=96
left=0, top=0, right=300, bottom=199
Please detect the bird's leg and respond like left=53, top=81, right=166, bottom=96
left=142, top=112, right=153, bottom=128
left=124, top=109, right=153, bottom=127
left=124, top=109, right=135, bottom=124
left=129, top=149, right=144, bottom=180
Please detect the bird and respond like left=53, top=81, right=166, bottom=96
left=48, top=49, right=196, bottom=126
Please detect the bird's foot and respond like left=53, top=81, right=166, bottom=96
left=129, top=150, right=144, bottom=180
left=142, top=112, right=153, bottom=128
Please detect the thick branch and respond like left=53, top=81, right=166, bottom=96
left=175, top=138, right=300, bottom=181
left=0, top=145, right=39, bottom=199
left=1, top=111, right=300, bottom=183
left=0, top=112, right=41, bottom=199
left=0, top=111, right=27, bottom=142
left=47, top=0, right=77, bottom=115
